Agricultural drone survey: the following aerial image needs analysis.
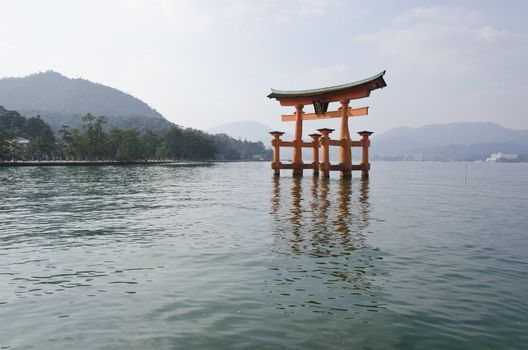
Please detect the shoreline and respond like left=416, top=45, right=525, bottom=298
left=0, top=160, right=213, bottom=167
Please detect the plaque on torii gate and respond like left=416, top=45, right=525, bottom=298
left=267, top=71, right=387, bottom=178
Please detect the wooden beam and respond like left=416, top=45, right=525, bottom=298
left=281, top=107, right=368, bottom=122
left=279, top=141, right=295, bottom=147
left=277, top=163, right=317, bottom=170
left=351, top=165, right=362, bottom=171
left=350, top=141, right=363, bottom=147
left=281, top=140, right=363, bottom=147
left=278, top=163, right=294, bottom=169
left=327, top=164, right=363, bottom=171
left=328, top=139, right=344, bottom=146
left=277, top=90, right=371, bottom=106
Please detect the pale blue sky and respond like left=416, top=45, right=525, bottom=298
left=1, top=0, right=527, bottom=135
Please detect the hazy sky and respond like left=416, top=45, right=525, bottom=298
left=1, top=0, right=527, bottom=135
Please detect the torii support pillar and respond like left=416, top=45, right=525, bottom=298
left=270, top=131, right=285, bottom=176
left=292, top=104, right=304, bottom=176
left=339, top=99, right=352, bottom=178
left=358, top=131, right=373, bottom=179
left=318, top=128, right=334, bottom=178
left=309, top=133, right=321, bottom=176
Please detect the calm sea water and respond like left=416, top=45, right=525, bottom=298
left=1, top=162, right=527, bottom=349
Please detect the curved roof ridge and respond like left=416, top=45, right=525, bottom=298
left=268, top=70, right=386, bottom=99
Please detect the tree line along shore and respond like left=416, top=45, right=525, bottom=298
left=0, top=106, right=271, bottom=163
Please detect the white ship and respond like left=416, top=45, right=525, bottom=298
left=486, top=152, right=518, bottom=162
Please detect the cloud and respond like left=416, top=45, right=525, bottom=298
left=392, top=6, right=483, bottom=26
left=0, top=42, right=41, bottom=77
left=0, top=42, right=34, bottom=62
left=115, top=0, right=214, bottom=34
left=297, top=0, right=343, bottom=16
left=111, top=0, right=346, bottom=36
left=477, top=25, right=511, bottom=42
left=303, top=64, right=350, bottom=85
left=354, top=6, right=517, bottom=76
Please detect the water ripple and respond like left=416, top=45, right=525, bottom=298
left=0, top=162, right=527, bottom=349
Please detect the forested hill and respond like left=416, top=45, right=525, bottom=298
left=0, top=106, right=271, bottom=162
left=0, top=71, right=173, bottom=132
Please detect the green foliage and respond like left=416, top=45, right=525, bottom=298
left=58, top=125, right=80, bottom=160
left=0, top=107, right=58, bottom=160
left=0, top=106, right=28, bottom=138
left=27, top=126, right=56, bottom=160
left=24, top=116, right=49, bottom=139
left=0, top=131, right=10, bottom=161
left=1, top=107, right=271, bottom=162
left=108, top=129, right=144, bottom=161
left=181, top=129, right=216, bottom=161
left=141, top=130, right=159, bottom=160
left=81, top=113, right=108, bottom=160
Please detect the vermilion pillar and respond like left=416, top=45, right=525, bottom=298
left=339, top=99, right=352, bottom=178
left=292, top=105, right=304, bottom=176
left=318, top=128, right=334, bottom=178
left=309, top=133, right=321, bottom=176
left=270, top=131, right=285, bottom=176
left=357, top=131, right=373, bottom=179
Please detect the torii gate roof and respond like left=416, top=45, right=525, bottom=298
left=268, top=71, right=386, bottom=106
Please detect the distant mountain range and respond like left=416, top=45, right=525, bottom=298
left=209, top=120, right=528, bottom=161
left=0, top=71, right=174, bottom=132
left=371, top=122, right=528, bottom=160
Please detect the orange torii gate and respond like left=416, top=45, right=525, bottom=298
left=267, top=71, right=387, bottom=179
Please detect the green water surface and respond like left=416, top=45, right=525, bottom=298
left=1, top=162, right=527, bottom=349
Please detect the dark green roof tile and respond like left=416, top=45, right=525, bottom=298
left=268, top=71, right=386, bottom=99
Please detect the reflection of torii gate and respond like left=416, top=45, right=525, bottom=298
left=267, top=71, right=387, bottom=178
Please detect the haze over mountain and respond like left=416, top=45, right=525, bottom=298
left=207, top=120, right=293, bottom=146
left=371, top=122, right=528, bottom=160
left=0, top=71, right=174, bottom=132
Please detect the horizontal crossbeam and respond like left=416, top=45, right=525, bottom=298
left=281, top=107, right=368, bottom=122
left=275, top=163, right=366, bottom=171
left=276, top=140, right=364, bottom=148
left=276, top=163, right=317, bottom=170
